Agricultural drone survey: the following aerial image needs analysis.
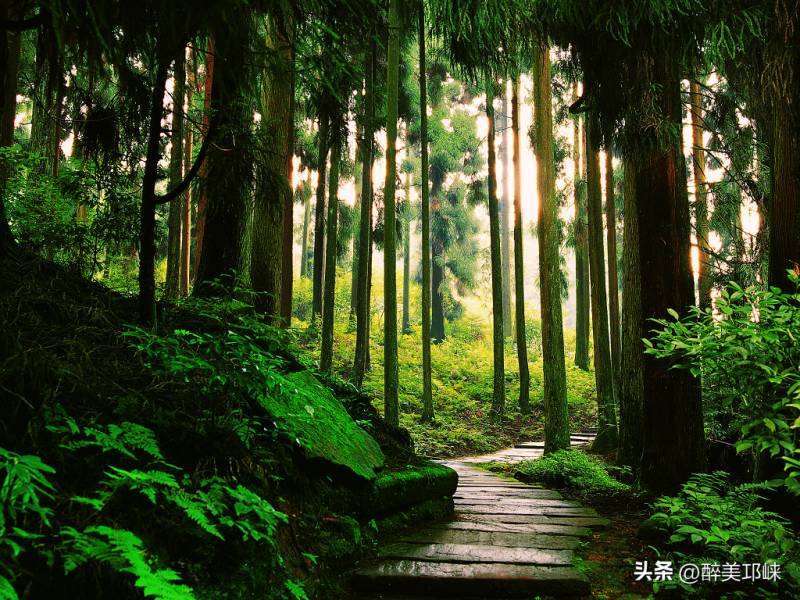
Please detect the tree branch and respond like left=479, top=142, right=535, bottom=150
left=154, top=123, right=213, bottom=205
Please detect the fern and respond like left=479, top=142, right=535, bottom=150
left=0, top=575, right=17, bottom=600
left=284, top=580, right=309, bottom=600
left=50, top=419, right=165, bottom=463
left=0, top=448, right=56, bottom=526
left=60, top=526, right=195, bottom=600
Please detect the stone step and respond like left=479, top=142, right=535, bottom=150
left=394, top=527, right=582, bottom=550
left=352, top=560, right=590, bottom=598
left=378, top=542, right=574, bottom=566
left=436, top=519, right=591, bottom=537
left=454, top=490, right=563, bottom=501
left=456, top=512, right=609, bottom=529
left=454, top=497, right=579, bottom=508
left=456, top=505, right=597, bottom=517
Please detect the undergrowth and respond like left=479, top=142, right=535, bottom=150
left=293, top=273, right=597, bottom=458
left=645, top=471, right=800, bottom=597
left=511, top=449, right=631, bottom=496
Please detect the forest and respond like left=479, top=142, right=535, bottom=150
left=1, top=0, right=800, bottom=598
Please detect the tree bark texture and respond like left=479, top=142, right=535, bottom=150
left=535, top=40, right=569, bottom=453
left=512, top=78, right=530, bottom=414
left=486, top=84, right=506, bottom=418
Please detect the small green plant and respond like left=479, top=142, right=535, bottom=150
left=647, top=471, right=800, bottom=596
left=514, top=450, right=630, bottom=495
left=0, top=418, right=290, bottom=600
left=647, top=277, right=800, bottom=493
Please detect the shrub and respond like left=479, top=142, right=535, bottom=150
left=514, top=450, right=630, bottom=495
left=646, top=277, right=800, bottom=493
left=646, top=471, right=800, bottom=596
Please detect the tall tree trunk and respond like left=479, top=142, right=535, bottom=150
left=486, top=83, right=506, bottom=418
left=768, top=104, right=800, bottom=292
left=499, top=85, right=513, bottom=338
left=419, top=7, right=433, bottom=421
left=635, top=47, right=704, bottom=492
left=534, top=40, right=569, bottom=453
left=165, top=52, right=186, bottom=299
left=354, top=39, right=375, bottom=388
left=194, top=30, right=253, bottom=297
left=320, top=120, right=342, bottom=372
left=402, top=172, right=412, bottom=334
left=350, top=121, right=363, bottom=322
left=619, top=157, right=644, bottom=469
left=573, top=84, right=590, bottom=371
left=690, top=77, right=712, bottom=308
left=192, top=38, right=214, bottom=280
left=251, top=15, right=293, bottom=322
left=586, top=110, right=618, bottom=452
left=605, top=151, right=621, bottom=403
left=383, top=0, right=401, bottom=426
left=138, top=58, right=170, bottom=322
left=0, top=0, right=21, bottom=256
left=300, top=181, right=311, bottom=278
left=312, top=103, right=330, bottom=320
left=431, top=234, right=445, bottom=342
left=512, top=78, right=530, bottom=414
left=30, top=26, right=59, bottom=177
left=180, top=50, right=195, bottom=297
left=279, top=26, right=296, bottom=326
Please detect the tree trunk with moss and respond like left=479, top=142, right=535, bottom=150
left=690, top=77, right=712, bottom=309
left=180, top=51, right=195, bottom=296
left=165, top=53, right=186, bottom=299
left=312, top=101, right=330, bottom=321
left=535, top=41, right=569, bottom=453
left=383, top=0, right=400, bottom=426
left=633, top=45, right=704, bottom=492
left=619, top=157, right=644, bottom=469
left=512, top=78, right=530, bottom=414
left=354, top=40, right=375, bottom=387
left=419, top=6, right=433, bottom=421
left=605, top=151, right=621, bottom=403
left=586, top=109, right=618, bottom=453
left=486, top=83, right=506, bottom=418
left=499, top=86, right=512, bottom=338
left=573, top=85, right=590, bottom=371
left=320, top=119, right=342, bottom=372
left=251, top=16, right=293, bottom=322
left=192, top=39, right=214, bottom=281
left=300, top=181, right=312, bottom=278
left=402, top=171, right=412, bottom=334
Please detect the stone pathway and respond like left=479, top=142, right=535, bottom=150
left=352, top=432, right=605, bottom=598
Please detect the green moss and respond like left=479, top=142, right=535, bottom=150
left=515, top=450, right=630, bottom=496
left=366, top=463, right=458, bottom=516
left=270, top=371, right=384, bottom=480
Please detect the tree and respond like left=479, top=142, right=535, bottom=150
left=605, top=151, right=621, bottom=400
left=299, top=180, right=313, bottom=278
left=353, top=38, right=375, bottom=388
left=534, top=39, right=569, bottom=453
left=572, top=84, right=590, bottom=371
left=586, top=108, right=618, bottom=452
left=401, top=160, right=413, bottom=334
left=486, top=82, right=506, bottom=418
left=418, top=5, right=434, bottom=422
left=383, top=0, right=400, bottom=427
left=192, top=38, right=214, bottom=281
left=630, top=41, right=703, bottom=492
left=165, top=52, right=185, bottom=299
left=619, top=157, right=643, bottom=469
left=180, top=50, right=196, bottom=296
left=320, top=116, right=343, bottom=372
left=498, top=84, right=512, bottom=338
left=690, top=75, right=711, bottom=310
left=311, top=97, right=330, bottom=320
left=195, top=20, right=257, bottom=297
left=511, top=77, right=530, bottom=414
left=251, top=14, right=294, bottom=322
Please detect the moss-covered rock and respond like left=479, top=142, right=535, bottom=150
left=267, top=370, right=385, bottom=481
left=363, top=463, right=458, bottom=517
